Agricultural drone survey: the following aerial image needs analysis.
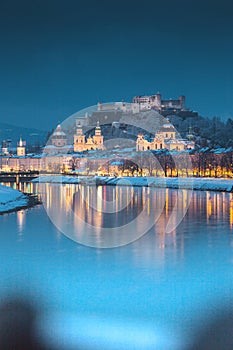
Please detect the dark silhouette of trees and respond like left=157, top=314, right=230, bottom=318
left=169, top=115, right=233, bottom=148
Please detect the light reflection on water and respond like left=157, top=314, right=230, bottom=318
left=0, top=184, right=233, bottom=349
left=3, top=182, right=233, bottom=270
left=40, top=184, right=194, bottom=247
left=0, top=181, right=36, bottom=194
left=39, top=183, right=233, bottom=247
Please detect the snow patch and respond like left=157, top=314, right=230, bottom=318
left=0, top=184, right=28, bottom=213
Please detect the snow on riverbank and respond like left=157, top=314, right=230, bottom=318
left=33, top=175, right=233, bottom=192
left=0, top=184, right=29, bottom=214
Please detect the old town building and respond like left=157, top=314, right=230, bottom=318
left=74, top=121, right=104, bottom=152
left=136, top=120, right=195, bottom=152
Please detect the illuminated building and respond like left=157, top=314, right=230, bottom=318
left=136, top=120, right=195, bottom=152
left=43, top=124, right=73, bottom=154
left=133, top=93, right=185, bottom=112
left=17, top=137, right=26, bottom=156
left=74, top=121, right=104, bottom=152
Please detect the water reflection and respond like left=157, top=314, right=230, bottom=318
left=40, top=184, right=164, bottom=247
left=0, top=181, right=38, bottom=194
left=17, top=210, right=25, bottom=241
left=39, top=184, right=233, bottom=248
left=1, top=184, right=233, bottom=349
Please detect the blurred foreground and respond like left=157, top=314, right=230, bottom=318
left=0, top=297, right=233, bottom=350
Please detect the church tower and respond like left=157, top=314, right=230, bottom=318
left=74, top=121, right=86, bottom=152
left=17, top=137, right=26, bottom=156
left=93, top=121, right=104, bottom=149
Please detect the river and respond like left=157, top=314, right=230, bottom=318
left=0, top=183, right=233, bottom=349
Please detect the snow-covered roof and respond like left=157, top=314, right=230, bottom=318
left=52, top=124, right=66, bottom=137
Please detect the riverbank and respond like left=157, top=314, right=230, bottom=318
left=0, top=184, right=39, bottom=214
left=33, top=175, right=233, bottom=192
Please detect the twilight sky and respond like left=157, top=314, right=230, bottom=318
left=0, top=0, right=233, bottom=129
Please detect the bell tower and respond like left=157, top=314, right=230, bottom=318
left=93, top=121, right=104, bottom=149
left=17, top=137, right=26, bottom=156
left=74, top=121, right=86, bottom=152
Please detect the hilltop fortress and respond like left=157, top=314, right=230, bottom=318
left=76, top=92, right=197, bottom=127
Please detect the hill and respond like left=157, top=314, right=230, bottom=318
left=0, top=122, right=47, bottom=149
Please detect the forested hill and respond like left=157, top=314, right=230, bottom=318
left=0, top=122, right=47, bottom=148
left=1, top=114, right=233, bottom=151
left=169, top=115, right=233, bottom=148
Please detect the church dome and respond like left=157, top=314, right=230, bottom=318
left=52, top=124, right=67, bottom=140
left=53, top=124, right=66, bottom=137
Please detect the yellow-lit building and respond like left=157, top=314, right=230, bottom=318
left=136, top=121, right=195, bottom=152
left=17, top=137, right=26, bottom=156
left=74, top=121, right=104, bottom=152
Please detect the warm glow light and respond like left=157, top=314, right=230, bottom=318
left=206, top=191, right=212, bottom=219
left=230, top=194, right=233, bottom=229
left=165, top=189, right=169, bottom=217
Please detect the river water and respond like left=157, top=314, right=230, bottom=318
left=0, top=183, right=233, bottom=349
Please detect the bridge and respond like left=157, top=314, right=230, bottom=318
left=0, top=171, right=39, bottom=183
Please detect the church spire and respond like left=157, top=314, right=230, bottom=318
left=17, top=136, right=26, bottom=156
left=19, top=136, right=23, bottom=147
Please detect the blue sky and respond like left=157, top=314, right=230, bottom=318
left=0, top=0, right=233, bottom=129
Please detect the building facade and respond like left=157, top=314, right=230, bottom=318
left=74, top=121, right=104, bottom=152
left=44, top=124, right=73, bottom=154
left=133, top=93, right=186, bottom=112
left=136, top=121, right=195, bottom=152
